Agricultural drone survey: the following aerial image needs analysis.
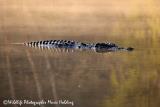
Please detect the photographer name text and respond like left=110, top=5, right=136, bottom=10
left=3, top=99, right=74, bottom=106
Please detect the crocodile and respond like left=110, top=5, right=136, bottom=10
left=24, top=40, right=134, bottom=53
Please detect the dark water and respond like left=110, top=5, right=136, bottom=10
left=0, top=34, right=160, bottom=107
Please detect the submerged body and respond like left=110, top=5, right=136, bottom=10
left=24, top=40, right=134, bottom=53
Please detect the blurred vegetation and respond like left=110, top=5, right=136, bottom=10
left=1, top=0, right=160, bottom=40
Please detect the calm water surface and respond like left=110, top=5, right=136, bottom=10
left=0, top=35, right=160, bottom=107
left=1, top=1, right=160, bottom=106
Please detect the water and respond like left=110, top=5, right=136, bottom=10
left=0, top=2, right=160, bottom=106
left=0, top=34, right=160, bottom=107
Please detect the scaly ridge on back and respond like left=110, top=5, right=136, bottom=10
left=24, top=40, right=134, bottom=53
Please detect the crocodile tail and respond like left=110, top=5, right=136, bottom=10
left=24, top=40, right=76, bottom=48
left=24, top=41, right=42, bottom=47
left=24, top=40, right=53, bottom=47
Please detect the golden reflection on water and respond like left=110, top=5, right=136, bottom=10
left=0, top=35, right=160, bottom=107
left=0, top=1, right=160, bottom=106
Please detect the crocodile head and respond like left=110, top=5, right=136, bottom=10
left=95, top=43, right=118, bottom=49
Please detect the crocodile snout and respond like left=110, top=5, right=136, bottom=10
left=127, top=47, right=134, bottom=51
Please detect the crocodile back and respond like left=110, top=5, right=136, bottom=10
left=24, top=40, right=134, bottom=53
